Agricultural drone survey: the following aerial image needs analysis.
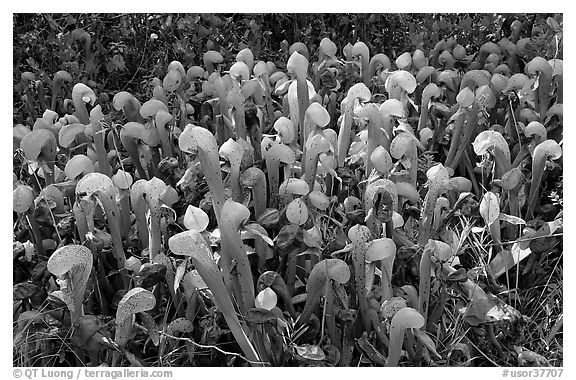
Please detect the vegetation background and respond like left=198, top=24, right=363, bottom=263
left=13, top=13, right=560, bottom=125
left=12, top=13, right=563, bottom=368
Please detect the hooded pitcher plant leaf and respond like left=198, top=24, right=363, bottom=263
left=302, top=102, right=330, bottom=175
left=47, top=244, right=93, bottom=324
left=395, top=182, right=420, bottom=204
left=112, top=287, right=156, bottom=365
left=287, top=51, right=309, bottom=149
left=366, top=237, right=396, bottom=301
left=524, top=121, right=547, bottom=152
left=351, top=41, right=370, bottom=85
left=239, top=167, right=267, bottom=220
left=163, top=69, right=183, bottom=93
left=337, top=83, right=371, bottom=167
left=286, top=198, right=309, bottom=226
left=418, top=83, right=441, bottom=132
left=396, top=52, right=412, bottom=71
left=142, top=177, right=170, bottom=259
left=304, top=132, right=331, bottom=189
left=418, top=239, right=447, bottom=333
left=385, top=70, right=417, bottom=102
left=168, top=230, right=259, bottom=362
left=456, top=87, right=475, bottom=108
left=445, top=108, right=466, bottom=167
left=20, top=128, right=57, bottom=185
left=415, top=66, right=437, bottom=85
left=58, top=123, right=86, bottom=149
left=473, top=130, right=511, bottom=178
left=460, top=69, right=491, bottom=91
left=265, top=143, right=296, bottom=208
left=179, top=124, right=225, bottom=226
left=364, top=178, right=398, bottom=214
left=51, top=70, right=72, bottom=112
left=355, top=103, right=387, bottom=176
left=385, top=307, right=425, bottom=366
left=226, top=86, right=248, bottom=139
left=140, top=99, right=169, bottom=119
left=308, top=190, right=330, bottom=211
left=278, top=178, right=309, bottom=208
left=112, top=169, right=133, bottom=239
left=348, top=224, right=373, bottom=332
left=130, top=179, right=149, bottom=248
left=71, top=83, right=96, bottom=124
left=113, top=91, right=144, bottom=123
left=76, top=173, right=126, bottom=268
left=116, top=287, right=156, bottom=325
left=89, top=105, right=113, bottom=177
left=155, top=110, right=174, bottom=159
left=219, top=199, right=256, bottom=313
left=418, top=164, right=450, bottom=245
left=369, top=53, right=391, bottom=78
left=117, top=122, right=148, bottom=180
left=203, top=50, right=223, bottom=74
left=475, top=85, right=497, bottom=109
left=390, top=132, right=419, bottom=188
left=296, top=258, right=349, bottom=328
left=526, top=57, right=553, bottom=122
left=273, top=116, right=295, bottom=144
left=371, top=146, right=393, bottom=177
left=13, top=185, right=35, bottom=215
left=527, top=139, right=562, bottom=218
left=257, top=271, right=296, bottom=318
left=120, top=121, right=161, bottom=147
left=379, top=98, right=404, bottom=145
left=219, top=138, right=244, bottom=202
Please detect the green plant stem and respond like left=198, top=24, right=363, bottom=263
left=95, top=190, right=126, bottom=269
left=118, top=192, right=130, bottom=240
left=254, top=235, right=268, bottom=274
left=418, top=244, right=432, bottom=328
left=445, top=109, right=465, bottom=167
left=90, top=116, right=113, bottom=178
left=368, top=308, right=390, bottom=350
left=285, top=247, right=298, bottom=296
left=351, top=237, right=371, bottom=332
left=233, top=102, right=247, bottom=140
left=131, top=195, right=149, bottom=249
left=123, top=138, right=148, bottom=179
left=386, top=326, right=407, bottom=366
left=380, top=263, right=394, bottom=302
left=296, top=76, right=309, bottom=151
left=155, top=120, right=173, bottom=159
left=463, top=147, right=481, bottom=197
left=489, top=220, right=503, bottom=253
left=448, top=104, right=479, bottom=171
left=325, top=280, right=338, bottom=347
left=418, top=185, right=443, bottom=245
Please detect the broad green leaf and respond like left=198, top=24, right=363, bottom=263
left=499, top=213, right=526, bottom=225
left=487, top=243, right=532, bottom=278
left=479, top=191, right=500, bottom=226
left=294, top=344, right=326, bottom=361
left=243, top=223, right=274, bottom=246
